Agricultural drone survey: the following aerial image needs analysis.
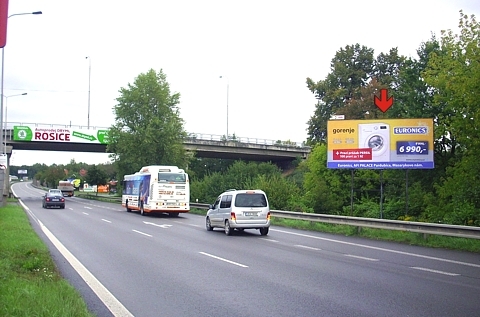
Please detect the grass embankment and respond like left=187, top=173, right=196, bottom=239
left=0, top=201, right=95, bottom=317
left=189, top=209, right=480, bottom=253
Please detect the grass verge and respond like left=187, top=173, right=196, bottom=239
left=0, top=201, right=95, bottom=317
left=190, top=209, right=480, bottom=253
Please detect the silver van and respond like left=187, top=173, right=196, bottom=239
left=205, top=189, right=271, bottom=236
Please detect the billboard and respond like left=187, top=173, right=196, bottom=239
left=13, top=125, right=109, bottom=144
left=327, top=118, right=434, bottom=169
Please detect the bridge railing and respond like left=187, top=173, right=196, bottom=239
left=186, top=133, right=308, bottom=148
left=4, top=122, right=309, bottom=148
left=4, top=121, right=108, bottom=132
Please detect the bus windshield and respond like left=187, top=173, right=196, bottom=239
left=158, top=173, right=186, bottom=183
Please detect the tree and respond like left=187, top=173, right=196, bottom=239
left=302, top=144, right=349, bottom=214
left=306, top=44, right=405, bottom=145
left=424, top=11, right=480, bottom=153
left=13, top=163, right=48, bottom=182
left=84, top=165, right=108, bottom=196
left=187, top=157, right=235, bottom=182
left=382, top=38, right=447, bottom=212
left=341, top=78, right=389, bottom=120
left=306, top=44, right=375, bottom=145
left=373, top=47, right=405, bottom=90
left=422, top=11, right=480, bottom=224
left=107, top=69, right=188, bottom=182
left=37, top=165, right=66, bottom=188
left=98, top=162, right=116, bottom=181
left=189, top=160, right=299, bottom=210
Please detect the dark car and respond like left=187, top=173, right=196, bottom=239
left=42, top=191, right=66, bottom=209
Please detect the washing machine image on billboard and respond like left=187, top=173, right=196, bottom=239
left=358, top=123, right=390, bottom=162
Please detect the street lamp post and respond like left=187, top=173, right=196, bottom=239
left=219, top=76, right=229, bottom=139
left=2, top=93, right=27, bottom=153
left=0, top=11, right=42, bottom=155
left=86, top=56, right=91, bottom=129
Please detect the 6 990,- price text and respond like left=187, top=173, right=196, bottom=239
left=396, top=141, right=428, bottom=155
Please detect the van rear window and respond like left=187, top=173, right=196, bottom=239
left=234, top=193, right=267, bottom=207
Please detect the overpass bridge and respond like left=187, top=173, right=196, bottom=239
left=3, top=122, right=311, bottom=166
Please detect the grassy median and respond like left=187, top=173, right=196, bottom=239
left=0, top=201, right=94, bottom=317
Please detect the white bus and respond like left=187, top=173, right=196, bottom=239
left=122, top=165, right=190, bottom=216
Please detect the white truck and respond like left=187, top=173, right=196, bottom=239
left=57, top=180, right=75, bottom=197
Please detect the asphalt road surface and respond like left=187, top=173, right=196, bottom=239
left=12, top=182, right=480, bottom=317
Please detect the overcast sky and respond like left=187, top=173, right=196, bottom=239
left=4, top=0, right=479, bottom=167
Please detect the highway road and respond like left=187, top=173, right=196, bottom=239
left=12, top=182, right=480, bottom=317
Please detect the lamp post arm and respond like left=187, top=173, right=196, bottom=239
left=8, top=11, right=42, bottom=18
left=86, top=56, right=91, bottom=129
left=1, top=11, right=42, bottom=154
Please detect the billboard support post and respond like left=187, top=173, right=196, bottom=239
left=405, top=170, right=409, bottom=217
left=350, top=170, right=354, bottom=216
left=380, top=170, right=384, bottom=219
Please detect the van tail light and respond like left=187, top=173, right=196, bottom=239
left=267, top=212, right=271, bottom=220
left=230, top=212, right=236, bottom=221
left=61, top=198, right=65, bottom=202
left=46, top=198, right=50, bottom=202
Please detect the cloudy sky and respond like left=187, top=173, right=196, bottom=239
left=4, top=0, right=479, bottom=166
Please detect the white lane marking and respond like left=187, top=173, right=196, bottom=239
left=345, top=254, right=379, bottom=262
left=25, top=205, right=40, bottom=225
left=83, top=212, right=89, bottom=215
left=102, top=219, right=112, bottom=223
left=295, top=244, right=321, bottom=251
left=19, top=200, right=134, bottom=317
left=143, top=221, right=172, bottom=229
left=261, top=238, right=279, bottom=243
left=132, top=230, right=152, bottom=237
left=271, top=229, right=480, bottom=268
left=410, top=267, right=460, bottom=276
left=199, top=252, right=249, bottom=268
left=172, top=220, right=201, bottom=228
left=84, top=206, right=93, bottom=210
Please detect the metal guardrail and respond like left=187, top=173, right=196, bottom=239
left=190, top=203, right=480, bottom=240
left=77, top=193, right=122, bottom=203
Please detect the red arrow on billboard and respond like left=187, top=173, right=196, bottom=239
left=374, top=89, right=394, bottom=112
